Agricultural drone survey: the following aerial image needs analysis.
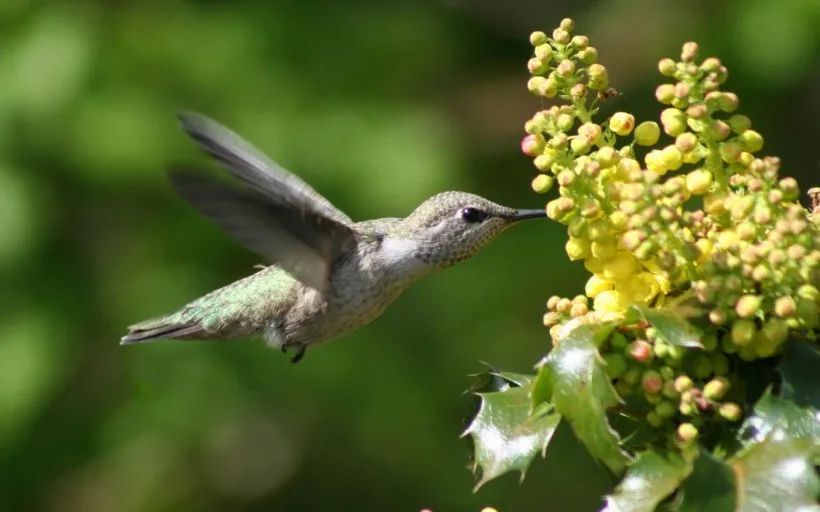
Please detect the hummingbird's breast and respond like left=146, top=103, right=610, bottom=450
left=281, top=235, right=426, bottom=347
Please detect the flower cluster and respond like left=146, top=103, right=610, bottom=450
left=527, top=19, right=818, bottom=446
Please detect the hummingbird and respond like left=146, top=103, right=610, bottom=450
left=121, top=113, right=546, bottom=362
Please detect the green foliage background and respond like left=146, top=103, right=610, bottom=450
left=0, top=1, right=816, bottom=510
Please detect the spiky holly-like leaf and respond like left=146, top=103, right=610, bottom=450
left=778, top=339, right=820, bottom=409
left=730, top=434, right=820, bottom=512
left=678, top=450, right=736, bottom=512
left=544, top=323, right=630, bottom=473
left=602, top=449, right=690, bottom=512
left=740, top=390, right=820, bottom=457
left=464, top=379, right=560, bottom=490
left=630, top=305, right=702, bottom=348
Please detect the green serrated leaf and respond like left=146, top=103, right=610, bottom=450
left=464, top=381, right=561, bottom=490
left=545, top=324, right=630, bottom=473
left=603, top=449, right=690, bottom=512
left=778, top=339, right=820, bottom=409
left=630, top=305, right=702, bottom=348
left=492, top=371, right=534, bottom=387
left=531, top=363, right=552, bottom=409
left=740, top=390, right=820, bottom=456
left=678, top=450, right=736, bottom=512
left=731, top=434, right=820, bottom=512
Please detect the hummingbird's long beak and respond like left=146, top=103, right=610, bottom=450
left=507, top=208, right=547, bottom=222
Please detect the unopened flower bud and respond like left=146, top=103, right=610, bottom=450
left=761, top=318, right=788, bottom=347
left=641, top=370, right=663, bottom=394
left=709, top=308, right=727, bottom=325
left=533, top=153, right=554, bottom=171
left=595, top=146, right=618, bottom=167
left=549, top=133, right=568, bottom=148
left=587, top=64, right=608, bottom=90
left=719, top=402, right=742, bottom=422
left=534, top=43, right=553, bottom=61
left=717, top=92, right=739, bottom=112
left=728, top=114, right=751, bottom=134
left=703, top=377, right=729, bottom=400
left=570, top=302, right=589, bottom=317
left=740, top=130, right=764, bottom=153
left=797, top=284, right=819, bottom=302
left=542, top=311, right=561, bottom=327
left=570, top=35, right=589, bottom=49
left=556, top=297, right=572, bottom=313
left=529, top=31, right=548, bottom=46
left=731, top=319, right=756, bottom=346
left=609, top=112, right=635, bottom=136
left=673, top=375, right=693, bottom=394
left=571, top=136, right=592, bottom=155
left=556, top=59, right=576, bottom=77
left=528, top=57, right=549, bottom=75
left=655, top=84, right=676, bottom=104
left=565, top=237, right=589, bottom=261
left=700, top=57, right=721, bottom=72
left=680, top=42, right=698, bottom=62
left=633, top=121, right=660, bottom=146
left=778, top=177, right=799, bottom=200
left=559, top=17, right=574, bottom=31
left=552, top=28, right=570, bottom=44
left=578, top=47, right=598, bottom=65
left=531, top=174, right=554, bottom=194
left=719, top=141, right=743, bottom=163
left=521, top=134, right=545, bottom=156
left=735, top=295, right=761, bottom=319
left=709, top=120, right=731, bottom=141
left=658, top=58, right=676, bottom=76
left=677, top=422, right=699, bottom=444
left=686, top=103, right=707, bottom=119
left=660, top=108, right=687, bottom=136
left=661, top=145, right=684, bottom=170
left=628, top=340, right=653, bottom=363
left=578, top=122, right=602, bottom=142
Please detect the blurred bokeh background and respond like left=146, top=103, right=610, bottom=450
left=0, top=0, right=817, bottom=510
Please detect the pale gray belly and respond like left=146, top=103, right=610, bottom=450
left=268, top=276, right=409, bottom=348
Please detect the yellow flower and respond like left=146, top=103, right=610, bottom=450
left=585, top=274, right=614, bottom=298
left=584, top=256, right=606, bottom=274
left=591, top=239, right=618, bottom=261
left=593, top=290, right=629, bottom=313
left=695, top=238, right=713, bottom=264
left=617, top=272, right=661, bottom=304
left=565, top=237, right=590, bottom=260
left=602, top=251, right=640, bottom=280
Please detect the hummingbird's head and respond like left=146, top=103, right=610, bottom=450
left=402, top=191, right=545, bottom=268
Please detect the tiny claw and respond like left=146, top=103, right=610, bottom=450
left=290, top=344, right=307, bottom=364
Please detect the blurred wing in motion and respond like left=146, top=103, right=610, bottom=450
left=169, top=170, right=353, bottom=293
left=177, top=111, right=353, bottom=225
left=172, top=113, right=357, bottom=292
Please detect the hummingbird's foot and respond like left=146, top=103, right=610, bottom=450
left=289, top=343, right=307, bottom=364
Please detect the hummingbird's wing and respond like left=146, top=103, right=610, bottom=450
left=177, top=112, right=353, bottom=226
left=173, top=112, right=357, bottom=293
left=170, top=170, right=350, bottom=293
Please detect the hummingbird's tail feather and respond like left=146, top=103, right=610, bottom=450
left=120, top=319, right=204, bottom=345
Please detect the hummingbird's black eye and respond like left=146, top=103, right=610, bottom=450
left=460, top=207, right=487, bottom=223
